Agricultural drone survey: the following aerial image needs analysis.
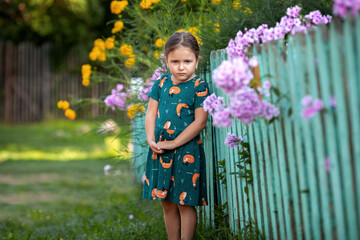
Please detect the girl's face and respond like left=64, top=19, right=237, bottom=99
left=165, top=46, right=199, bottom=83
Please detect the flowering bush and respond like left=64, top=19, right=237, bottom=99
left=333, top=0, right=360, bottom=18
left=203, top=5, right=333, bottom=128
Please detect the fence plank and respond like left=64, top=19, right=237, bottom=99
left=326, top=21, right=358, bottom=239
left=343, top=16, right=360, bottom=234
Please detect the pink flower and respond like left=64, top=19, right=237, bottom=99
left=301, top=95, right=313, bottom=106
left=224, top=133, right=243, bottom=148
left=248, top=56, right=259, bottom=67
left=129, top=214, right=134, bottom=220
left=203, top=93, right=226, bottom=114
left=301, top=96, right=324, bottom=119
left=213, top=108, right=232, bottom=127
left=212, top=57, right=253, bottom=95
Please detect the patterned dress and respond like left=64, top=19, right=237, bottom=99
left=142, top=73, right=209, bottom=206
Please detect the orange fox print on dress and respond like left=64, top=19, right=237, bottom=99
left=159, top=76, right=166, bottom=88
left=144, top=175, right=150, bottom=185
left=179, top=191, right=187, bottom=205
left=152, top=152, right=157, bottom=159
left=195, top=78, right=205, bottom=86
left=192, top=173, right=200, bottom=188
left=151, top=188, right=157, bottom=200
left=160, top=157, right=173, bottom=168
left=202, top=197, right=207, bottom=206
left=157, top=189, right=168, bottom=199
left=196, top=88, right=208, bottom=97
left=176, top=103, right=189, bottom=118
left=167, top=129, right=175, bottom=134
left=183, top=154, right=195, bottom=164
left=169, top=86, right=181, bottom=96
left=164, top=121, right=171, bottom=129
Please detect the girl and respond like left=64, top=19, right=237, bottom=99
left=142, top=32, right=209, bottom=240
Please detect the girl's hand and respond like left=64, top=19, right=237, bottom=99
left=148, top=140, right=164, bottom=154
left=157, top=140, right=177, bottom=150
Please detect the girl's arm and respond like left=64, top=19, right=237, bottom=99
left=145, top=98, right=164, bottom=154
left=157, top=107, right=208, bottom=150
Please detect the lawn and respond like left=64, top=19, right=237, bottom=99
left=0, top=120, right=167, bottom=239
left=0, top=120, right=240, bottom=240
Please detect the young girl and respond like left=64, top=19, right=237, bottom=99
left=142, top=32, right=209, bottom=240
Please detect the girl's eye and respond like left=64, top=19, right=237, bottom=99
left=185, top=60, right=191, bottom=63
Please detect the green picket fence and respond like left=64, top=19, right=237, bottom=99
left=132, top=15, right=360, bottom=239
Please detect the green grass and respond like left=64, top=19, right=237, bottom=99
left=0, top=120, right=261, bottom=239
left=0, top=120, right=131, bottom=161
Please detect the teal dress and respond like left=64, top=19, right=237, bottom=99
left=142, top=73, right=209, bottom=206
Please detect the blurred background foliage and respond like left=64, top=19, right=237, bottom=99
left=0, top=0, right=112, bottom=67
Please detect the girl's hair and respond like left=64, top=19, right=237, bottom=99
left=164, top=32, right=199, bottom=59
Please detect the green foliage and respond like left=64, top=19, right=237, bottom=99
left=0, top=0, right=111, bottom=64
left=216, top=158, right=227, bottom=187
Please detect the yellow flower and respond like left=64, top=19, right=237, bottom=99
left=105, top=37, right=115, bottom=50
left=135, top=103, right=145, bottom=112
left=110, top=1, right=128, bottom=14
left=89, top=47, right=101, bottom=61
left=213, top=23, right=220, bottom=33
left=98, top=52, right=106, bottom=61
left=120, top=44, right=133, bottom=56
left=188, top=27, right=198, bottom=36
left=154, top=50, right=160, bottom=59
left=65, top=109, right=76, bottom=120
left=211, top=0, right=220, bottom=4
left=155, top=38, right=164, bottom=48
left=127, top=106, right=136, bottom=119
left=177, top=28, right=185, bottom=32
left=151, top=0, right=160, bottom=3
left=94, top=39, right=105, bottom=51
left=112, top=20, right=124, bottom=34
left=62, top=101, right=70, bottom=110
left=140, top=0, right=152, bottom=9
left=57, top=100, right=63, bottom=109
left=125, top=57, right=136, bottom=68
left=81, top=64, right=91, bottom=78
left=181, top=0, right=187, bottom=2
left=233, top=0, right=241, bottom=9
left=244, top=7, right=253, bottom=14
left=82, top=78, right=90, bottom=87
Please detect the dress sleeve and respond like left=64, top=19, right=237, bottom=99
left=194, top=79, right=210, bottom=109
left=148, top=75, right=163, bottom=101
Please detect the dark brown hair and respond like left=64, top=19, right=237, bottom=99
left=164, top=32, right=200, bottom=59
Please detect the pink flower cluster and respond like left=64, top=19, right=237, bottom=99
left=204, top=88, right=279, bottom=126
left=301, top=95, right=324, bottom=119
left=230, top=87, right=279, bottom=124
left=212, top=57, right=253, bottom=95
left=203, top=94, right=232, bottom=127
left=224, top=133, right=243, bottom=148
left=139, top=63, right=166, bottom=102
left=226, top=6, right=332, bottom=60
left=104, top=84, right=130, bottom=110
left=333, top=0, right=360, bottom=18
left=138, top=81, right=154, bottom=101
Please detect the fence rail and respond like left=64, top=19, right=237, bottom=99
left=132, top=16, right=360, bottom=239
left=0, top=42, right=110, bottom=123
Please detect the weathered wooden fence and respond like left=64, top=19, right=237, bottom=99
left=132, top=16, right=360, bottom=239
left=0, top=42, right=109, bottom=123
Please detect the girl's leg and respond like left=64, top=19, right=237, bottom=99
left=161, top=200, right=181, bottom=240
left=177, top=205, right=197, bottom=240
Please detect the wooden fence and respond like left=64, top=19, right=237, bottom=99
left=132, top=16, right=360, bottom=239
left=0, top=42, right=109, bottom=123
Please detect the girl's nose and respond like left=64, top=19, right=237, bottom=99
left=179, top=62, right=184, bottom=70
